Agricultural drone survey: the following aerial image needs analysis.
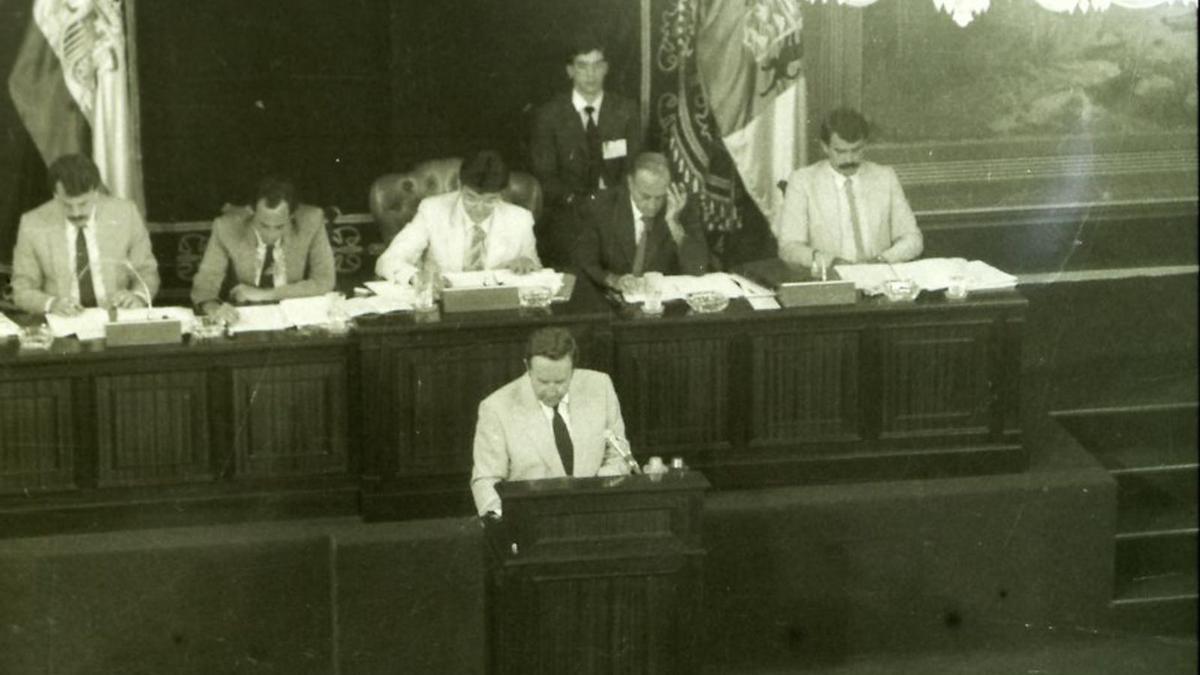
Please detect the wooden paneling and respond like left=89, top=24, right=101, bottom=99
left=879, top=321, right=993, bottom=439
left=95, top=372, right=212, bottom=487
left=616, top=336, right=731, bottom=452
left=0, top=379, right=75, bottom=494
left=387, top=340, right=526, bottom=476
left=232, top=361, right=348, bottom=477
left=751, top=329, right=862, bottom=445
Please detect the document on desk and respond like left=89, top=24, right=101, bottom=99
left=280, top=295, right=334, bottom=327
left=835, top=258, right=1017, bottom=294
left=621, top=272, right=746, bottom=303
left=345, top=294, right=412, bottom=316
left=0, top=312, right=21, bottom=338
left=363, top=281, right=418, bottom=303
left=443, top=269, right=565, bottom=294
left=227, top=304, right=290, bottom=334
left=46, top=308, right=109, bottom=339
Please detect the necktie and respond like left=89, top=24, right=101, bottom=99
left=631, top=215, right=651, bottom=276
left=464, top=224, right=487, bottom=271
left=74, top=225, right=97, bottom=307
left=843, top=178, right=867, bottom=261
left=259, top=244, right=276, bottom=288
left=584, top=105, right=603, bottom=192
left=552, top=406, right=574, bottom=476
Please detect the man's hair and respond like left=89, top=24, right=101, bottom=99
left=631, top=152, right=670, bottom=181
left=820, top=107, right=870, bottom=145
left=255, top=176, right=297, bottom=213
left=565, top=35, right=606, bottom=64
left=48, top=154, right=102, bottom=196
left=460, top=150, right=510, bottom=194
left=525, top=327, right=578, bottom=363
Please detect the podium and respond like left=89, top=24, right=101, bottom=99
left=487, top=472, right=709, bottom=674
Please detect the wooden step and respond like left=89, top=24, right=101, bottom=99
left=1115, top=531, right=1197, bottom=590
left=1054, top=402, right=1197, bottom=471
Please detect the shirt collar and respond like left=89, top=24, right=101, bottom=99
left=827, top=162, right=857, bottom=187
left=538, top=392, right=570, bottom=419
left=64, top=208, right=96, bottom=231
left=455, top=191, right=494, bottom=232
left=572, top=89, right=604, bottom=116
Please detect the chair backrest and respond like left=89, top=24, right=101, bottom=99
left=369, top=157, right=543, bottom=243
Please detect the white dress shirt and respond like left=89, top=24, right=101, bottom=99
left=829, top=165, right=871, bottom=262
left=537, top=393, right=574, bottom=438
left=56, top=212, right=107, bottom=311
left=253, top=229, right=288, bottom=289
left=572, top=89, right=608, bottom=190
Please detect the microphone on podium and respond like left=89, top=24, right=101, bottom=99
left=605, top=430, right=642, bottom=475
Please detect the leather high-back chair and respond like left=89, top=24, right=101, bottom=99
left=369, top=157, right=543, bottom=244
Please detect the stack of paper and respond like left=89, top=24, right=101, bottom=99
left=0, top=313, right=21, bottom=338
left=46, top=308, right=109, bottom=340
left=226, top=305, right=292, bottom=334
left=344, top=294, right=412, bottom=317
left=621, top=273, right=746, bottom=304
left=835, top=258, right=1016, bottom=294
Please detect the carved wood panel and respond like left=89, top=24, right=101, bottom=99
left=95, top=372, right=212, bottom=487
left=751, top=330, right=862, bottom=445
left=390, top=341, right=526, bottom=475
left=879, top=321, right=993, bottom=438
left=232, top=361, right=348, bottom=477
left=0, top=378, right=75, bottom=494
left=615, top=337, right=730, bottom=451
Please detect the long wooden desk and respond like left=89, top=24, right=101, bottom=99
left=0, top=280, right=1026, bottom=533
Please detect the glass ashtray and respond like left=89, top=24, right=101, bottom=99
left=881, top=278, right=920, bottom=302
left=190, top=317, right=226, bottom=340
left=518, top=286, right=554, bottom=309
left=685, top=290, right=730, bottom=314
left=18, top=325, right=54, bottom=350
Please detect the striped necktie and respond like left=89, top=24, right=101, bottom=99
left=74, top=224, right=97, bottom=307
left=464, top=223, right=487, bottom=271
left=843, top=178, right=867, bottom=261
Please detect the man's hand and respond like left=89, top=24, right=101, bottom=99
left=812, top=250, right=838, bottom=277
left=230, top=284, right=275, bottom=304
left=109, top=290, right=146, bottom=309
left=610, top=274, right=641, bottom=295
left=504, top=256, right=541, bottom=275
left=207, top=302, right=240, bottom=325
left=49, top=297, right=83, bottom=316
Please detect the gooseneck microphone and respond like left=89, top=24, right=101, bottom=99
left=604, top=430, right=642, bottom=475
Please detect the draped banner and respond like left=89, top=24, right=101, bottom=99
left=6, top=0, right=141, bottom=211
left=696, top=0, right=805, bottom=228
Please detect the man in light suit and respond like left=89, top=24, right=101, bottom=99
left=777, top=107, right=922, bottom=274
left=575, top=152, right=709, bottom=293
left=375, top=150, right=540, bottom=284
left=11, top=154, right=159, bottom=315
left=471, top=327, right=633, bottom=517
left=531, top=37, right=641, bottom=267
left=191, top=177, right=336, bottom=325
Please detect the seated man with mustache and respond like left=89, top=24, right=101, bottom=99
left=776, top=107, right=923, bottom=276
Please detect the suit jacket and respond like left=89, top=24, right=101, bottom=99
left=11, top=195, right=159, bottom=314
left=574, top=186, right=709, bottom=287
left=374, top=190, right=539, bottom=284
left=531, top=91, right=642, bottom=208
left=777, top=160, right=922, bottom=267
left=190, top=204, right=336, bottom=306
left=470, top=368, right=630, bottom=515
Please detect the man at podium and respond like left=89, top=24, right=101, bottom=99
left=470, top=327, right=632, bottom=517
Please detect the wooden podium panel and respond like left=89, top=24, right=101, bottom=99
left=490, top=473, right=708, bottom=675
left=0, top=377, right=76, bottom=494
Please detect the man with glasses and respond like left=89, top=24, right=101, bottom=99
left=11, top=153, right=159, bottom=315
left=470, top=326, right=632, bottom=518
left=375, top=150, right=540, bottom=284
left=191, top=176, right=336, bottom=324
left=531, top=37, right=641, bottom=267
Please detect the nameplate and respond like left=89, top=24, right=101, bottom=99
left=441, top=286, right=521, bottom=313
left=777, top=281, right=857, bottom=308
left=105, top=319, right=183, bottom=346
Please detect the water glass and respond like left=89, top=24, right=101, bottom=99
left=642, top=272, right=664, bottom=316
left=946, top=275, right=969, bottom=301
left=18, top=325, right=53, bottom=350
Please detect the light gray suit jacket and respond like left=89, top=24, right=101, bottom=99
left=190, top=204, right=335, bottom=307
left=470, top=368, right=631, bottom=515
left=11, top=195, right=160, bottom=314
left=777, top=159, right=922, bottom=267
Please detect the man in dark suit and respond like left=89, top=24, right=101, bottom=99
left=531, top=38, right=642, bottom=267
left=575, top=152, right=709, bottom=293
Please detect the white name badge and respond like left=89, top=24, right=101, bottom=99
left=602, top=139, right=628, bottom=160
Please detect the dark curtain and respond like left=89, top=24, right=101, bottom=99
left=0, top=0, right=49, bottom=269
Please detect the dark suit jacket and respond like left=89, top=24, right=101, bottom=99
left=531, top=91, right=641, bottom=208
left=574, top=187, right=709, bottom=287
left=190, top=204, right=335, bottom=307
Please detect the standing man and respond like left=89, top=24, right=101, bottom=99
left=375, top=150, right=540, bottom=284
left=575, top=152, right=709, bottom=293
left=471, top=327, right=633, bottom=517
left=191, top=177, right=336, bottom=324
left=11, top=154, right=159, bottom=315
left=777, top=107, right=922, bottom=274
left=531, top=38, right=642, bottom=267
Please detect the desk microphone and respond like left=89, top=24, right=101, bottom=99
left=604, top=430, right=642, bottom=475
left=75, top=257, right=156, bottom=312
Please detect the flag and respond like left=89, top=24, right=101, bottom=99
left=7, top=0, right=143, bottom=209
left=695, top=0, right=806, bottom=231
